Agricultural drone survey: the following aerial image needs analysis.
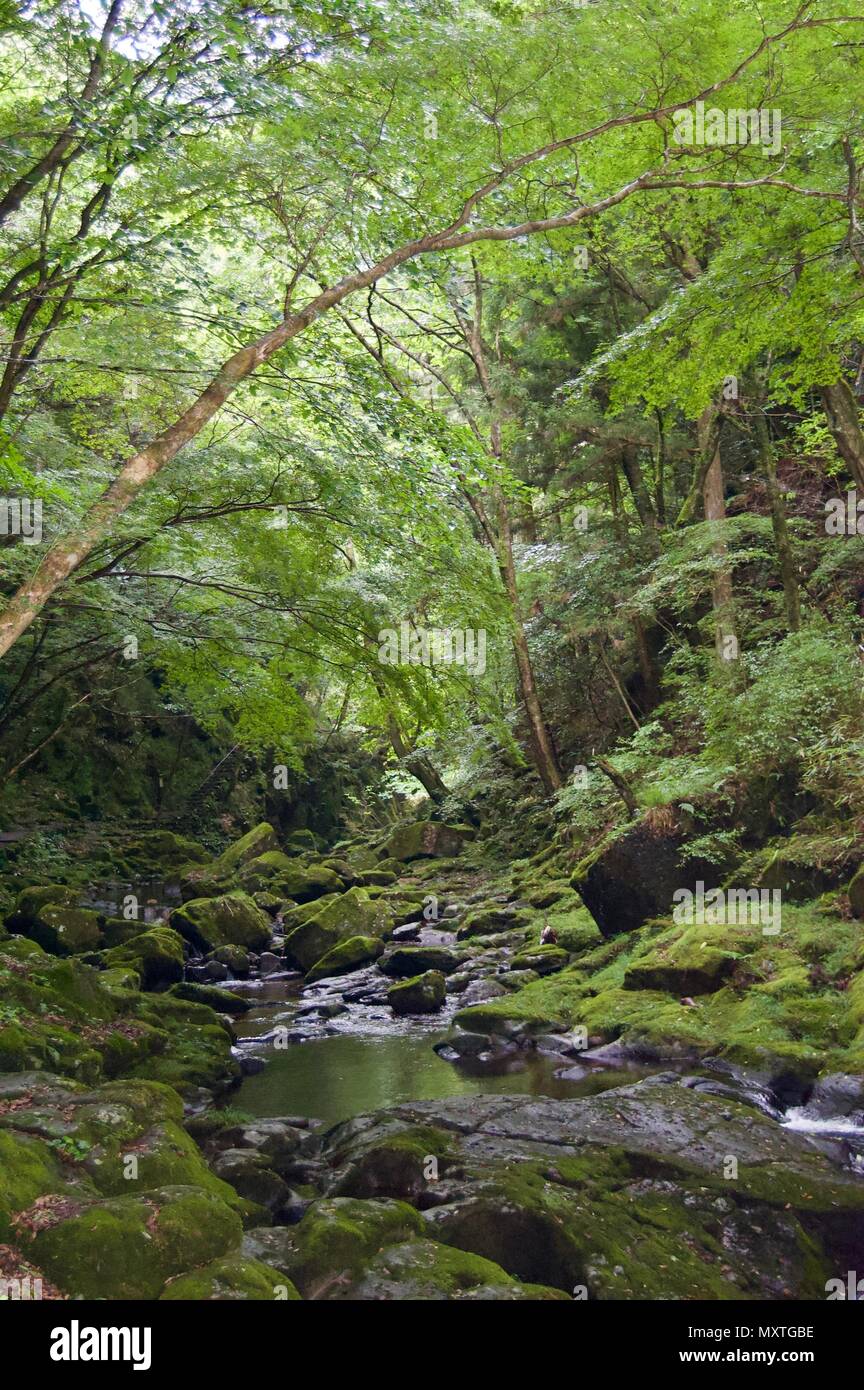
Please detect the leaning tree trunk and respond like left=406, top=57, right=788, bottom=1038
left=819, top=380, right=864, bottom=491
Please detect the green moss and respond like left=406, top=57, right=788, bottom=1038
left=102, top=926, right=185, bottom=989
left=160, top=1255, right=299, bottom=1300
left=259, top=1197, right=424, bottom=1298
left=306, top=935, right=384, bottom=982
left=29, top=1186, right=242, bottom=1299
left=170, top=892, right=272, bottom=953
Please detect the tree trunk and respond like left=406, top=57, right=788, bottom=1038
left=386, top=713, right=449, bottom=802
left=755, top=410, right=801, bottom=632
left=494, top=490, right=564, bottom=793
left=699, top=408, right=738, bottom=663
left=819, top=380, right=864, bottom=490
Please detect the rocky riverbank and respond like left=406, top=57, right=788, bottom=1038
left=0, top=816, right=862, bottom=1299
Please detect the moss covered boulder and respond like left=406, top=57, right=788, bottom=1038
left=179, top=823, right=280, bottom=900
left=283, top=888, right=393, bottom=973
left=101, top=926, right=185, bottom=989
left=388, top=970, right=445, bottom=1015
left=242, top=1197, right=423, bottom=1298
left=25, top=1185, right=242, bottom=1300
left=380, top=945, right=462, bottom=977
left=383, top=822, right=473, bottom=863
left=161, top=1255, right=299, bottom=1300
left=457, top=905, right=533, bottom=939
left=269, top=862, right=344, bottom=904
left=344, top=1240, right=569, bottom=1300
left=306, top=935, right=384, bottom=983
left=573, top=817, right=720, bottom=937
left=510, top=943, right=569, bottom=976
left=7, top=888, right=102, bottom=955
left=170, top=980, right=250, bottom=1015
left=171, top=892, right=272, bottom=953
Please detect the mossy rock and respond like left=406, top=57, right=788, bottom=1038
left=573, top=817, right=720, bottom=937
left=306, top=935, right=384, bottom=983
left=283, top=888, right=393, bottom=973
left=123, top=831, right=210, bottom=871
left=215, top=822, right=280, bottom=875
left=11, top=903, right=102, bottom=956
left=269, top=862, right=344, bottom=904
left=170, top=892, right=272, bottom=953
left=457, top=906, right=533, bottom=939
left=356, top=869, right=398, bottom=888
left=242, top=1197, right=423, bottom=1298
left=236, top=851, right=298, bottom=891
left=510, top=944, right=569, bottom=976
left=0, top=1128, right=65, bottom=1242
left=160, top=1255, right=299, bottom=1300
left=102, top=926, right=185, bottom=989
left=345, top=1239, right=570, bottom=1300
left=170, top=981, right=251, bottom=1015
left=100, top=916, right=151, bottom=949
left=286, top=829, right=320, bottom=853
left=209, top=944, right=251, bottom=977
left=388, top=970, right=445, bottom=1015
left=383, top=821, right=473, bottom=863
left=26, top=1185, right=242, bottom=1300
left=380, top=945, right=462, bottom=977
left=7, top=885, right=78, bottom=925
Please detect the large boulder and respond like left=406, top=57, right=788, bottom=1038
left=160, top=1255, right=298, bottom=1300
left=319, top=1080, right=864, bottom=1299
left=241, top=1197, right=423, bottom=1298
left=7, top=887, right=102, bottom=956
left=269, top=863, right=344, bottom=904
left=383, top=822, right=473, bottom=863
left=180, top=823, right=280, bottom=900
left=388, top=970, right=446, bottom=1015
left=170, top=892, right=272, bottom=953
left=306, top=936, right=384, bottom=983
left=572, top=818, right=718, bottom=937
left=283, top=889, right=392, bottom=973
left=101, top=926, right=185, bottom=989
left=380, top=945, right=462, bottom=977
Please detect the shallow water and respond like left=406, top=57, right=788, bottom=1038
left=231, top=1027, right=633, bottom=1127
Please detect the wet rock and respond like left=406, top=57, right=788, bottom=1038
left=258, top=951, right=283, bottom=974
left=391, top=922, right=422, bottom=942
left=283, top=888, right=393, bottom=973
left=210, top=1148, right=292, bottom=1215
left=317, top=1080, right=864, bottom=1298
left=388, top=970, right=446, bottom=1015
left=170, top=981, right=251, bottom=1015
left=380, top=945, right=461, bottom=977
left=306, top=935, right=384, bottom=983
